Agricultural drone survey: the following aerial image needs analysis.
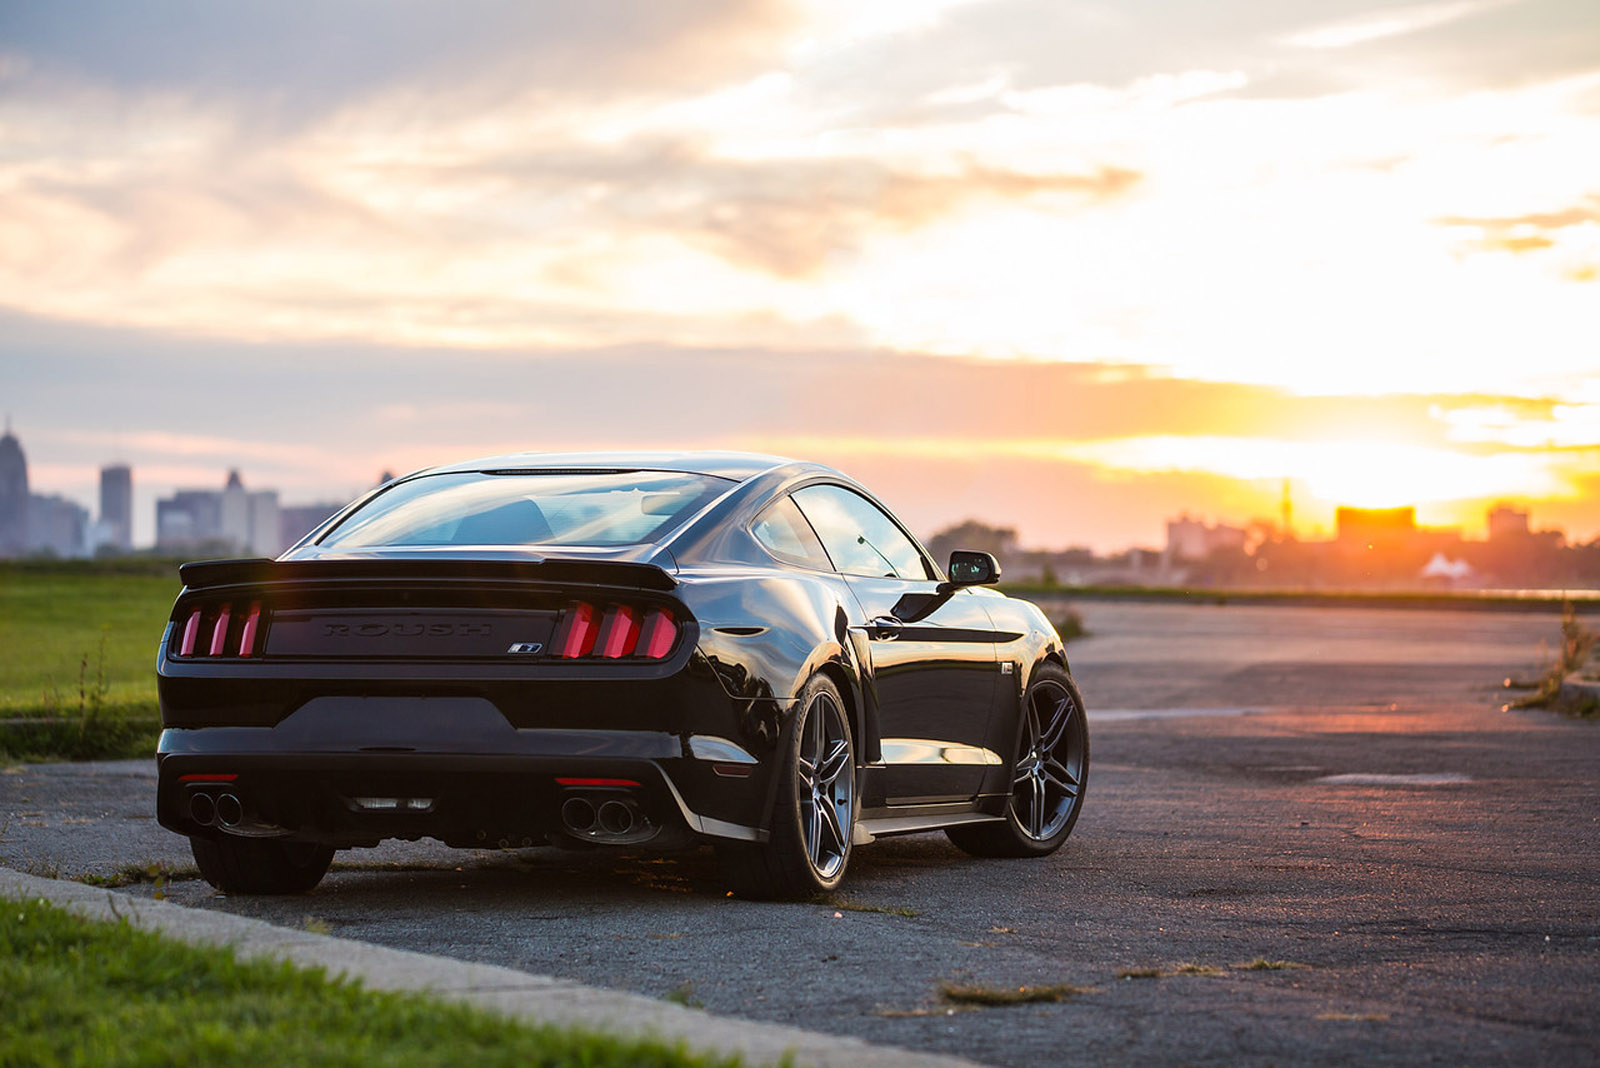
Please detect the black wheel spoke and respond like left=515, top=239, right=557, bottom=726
left=1043, top=758, right=1078, bottom=794
left=1040, top=695, right=1073, bottom=750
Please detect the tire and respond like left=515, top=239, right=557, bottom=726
left=718, top=674, right=856, bottom=900
left=190, top=835, right=335, bottom=895
left=947, top=663, right=1088, bottom=858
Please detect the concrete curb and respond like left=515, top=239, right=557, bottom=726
left=2, top=866, right=980, bottom=1068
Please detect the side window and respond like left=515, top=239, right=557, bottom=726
left=791, top=484, right=932, bottom=580
left=750, top=497, right=832, bottom=570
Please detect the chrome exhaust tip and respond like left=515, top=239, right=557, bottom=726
left=560, top=796, right=596, bottom=833
left=215, top=793, right=243, bottom=828
left=188, top=792, right=216, bottom=826
left=597, top=799, right=635, bottom=836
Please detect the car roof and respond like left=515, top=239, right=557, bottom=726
left=424, top=450, right=818, bottom=483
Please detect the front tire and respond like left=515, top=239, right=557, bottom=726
left=719, top=674, right=856, bottom=899
left=947, top=663, right=1088, bottom=858
left=190, top=835, right=335, bottom=895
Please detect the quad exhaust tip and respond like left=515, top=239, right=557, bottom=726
left=597, top=799, right=635, bottom=835
left=188, top=792, right=216, bottom=826
left=215, top=793, right=243, bottom=828
left=560, top=796, right=597, bottom=833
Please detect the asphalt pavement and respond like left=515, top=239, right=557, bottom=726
left=4, top=601, right=1598, bottom=1065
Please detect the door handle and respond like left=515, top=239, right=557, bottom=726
left=868, top=615, right=902, bottom=640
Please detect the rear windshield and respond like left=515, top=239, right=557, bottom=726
left=318, top=470, right=732, bottom=549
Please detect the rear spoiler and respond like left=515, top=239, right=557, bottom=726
left=177, top=557, right=678, bottom=593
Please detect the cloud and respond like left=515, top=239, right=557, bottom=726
left=1435, top=194, right=1600, bottom=254
left=1280, top=0, right=1522, bottom=50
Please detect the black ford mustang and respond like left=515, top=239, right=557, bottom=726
left=156, top=452, right=1088, bottom=898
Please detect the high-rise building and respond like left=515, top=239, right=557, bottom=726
left=0, top=421, right=28, bottom=555
left=98, top=463, right=133, bottom=553
left=157, top=469, right=283, bottom=556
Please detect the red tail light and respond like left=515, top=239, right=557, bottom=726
left=207, top=604, right=231, bottom=657
left=595, top=604, right=641, bottom=659
left=238, top=602, right=262, bottom=657
left=553, top=601, right=679, bottom=661
left=639, top=607, right=676, bottom=659
left=173, top=600, right=265, bottom=659
left=553, top=601, right=599, bottom=658
left=179, top=609, right=202, bottom=656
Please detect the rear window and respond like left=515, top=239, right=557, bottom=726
left=318, top=470, right=732, bottom=549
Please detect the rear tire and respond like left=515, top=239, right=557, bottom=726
left=947, top=663, right=1088, bottom=858
left=190, top=835, right=335, bottom=895
left=719, top=674, right=856, bottom=900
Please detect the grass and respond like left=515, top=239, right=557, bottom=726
left=0, top=562, right=181, bottom=761
left=938, top=981, right=1094, bottom=1006
left=0, top=895, right=750, bottom=1068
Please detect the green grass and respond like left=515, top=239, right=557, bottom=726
left=0, top=563, right=181, bottom=761
left=0, top=895, right=751, bottom=1068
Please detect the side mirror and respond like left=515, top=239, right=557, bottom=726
left=946, top=550, right=1001, bottom=587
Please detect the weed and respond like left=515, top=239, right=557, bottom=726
left=75, top=861, right=198, bottom=893
left=938, top=981, right=1094, bottom=1006
left=817, top=896, right=921, bottom=918
left=301, top=916, right=333, bottom=935
left=1116, top=967, right=1163, bottom=980
left=1173, top=963, right=1225, bottom=976
left=1235, top=959, right=1310, bottom=971
left=1506, top=601, right=1600, bottom=716
left=663, top=981, right=704, bottom=1010
left=1053, top=610, right=1088, bottom=642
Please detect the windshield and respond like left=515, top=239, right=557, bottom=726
left=318, top=470, right=732, bottom=549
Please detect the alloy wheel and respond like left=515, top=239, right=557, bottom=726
left=795, top=691, right=853, bottom=879
left=1011, top=678, right=1084, bottom=841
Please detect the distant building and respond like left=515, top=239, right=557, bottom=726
left=0, top=423, right=27, bottom=555
left=1487, top=504, right=1531, bottom=541
left=97, top=463, right=133, bottom=553
left=25, top=493, right=88, bottom=557
left=1165, top=514, right=1247, bottom=561
left=157, top=469, right=284, bottom=556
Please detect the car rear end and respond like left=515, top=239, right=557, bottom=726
left=156, top=467, right=776, bottom=863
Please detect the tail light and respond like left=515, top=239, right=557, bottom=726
left=553, top=601, right=679, bottom=660
left=173, top=600, right=266, bottom=659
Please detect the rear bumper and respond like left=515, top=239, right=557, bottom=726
left=157, top=721, right=772, bottom=849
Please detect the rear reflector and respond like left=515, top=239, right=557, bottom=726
left=177, top=773, right=239, bottom=783
left=556, top=777, right=642, bottom=787
left=554, top=601, right=679, bottom=661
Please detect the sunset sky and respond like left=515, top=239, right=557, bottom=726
left=2, top=0, right=1597, bottom=551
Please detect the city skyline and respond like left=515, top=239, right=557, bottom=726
left=0, top=418, right=1588, bottom=561
left=1, top=1, right=1598, bottom=549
